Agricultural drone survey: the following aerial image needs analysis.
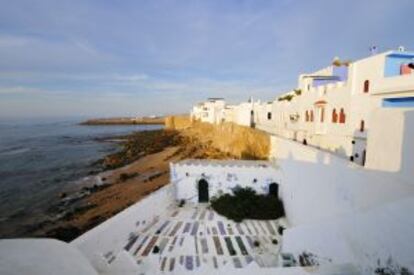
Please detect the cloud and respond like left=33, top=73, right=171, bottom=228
left=0, top=0, right=413, bottom=117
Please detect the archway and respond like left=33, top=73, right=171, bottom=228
left=269, top=183, right=279, bottom=197
left=198, top=179, right=209, bottom=203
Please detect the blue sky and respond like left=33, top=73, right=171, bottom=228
left=0, top=0, right=413, bottom=118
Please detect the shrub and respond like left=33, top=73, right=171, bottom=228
left=210, top=187, right=285, bottom=222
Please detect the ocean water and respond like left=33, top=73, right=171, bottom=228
left=0, top=118, right=162, bottom=237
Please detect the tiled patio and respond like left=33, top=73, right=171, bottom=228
left=120, top=203, right=283, bottom=272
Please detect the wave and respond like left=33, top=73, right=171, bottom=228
left=0, top=147, right=31, bottom=156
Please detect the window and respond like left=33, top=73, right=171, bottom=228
left=267, top=112, right=272, bottom=120
left=360, top=120, right=365, bottom=132
left=310, top=110, right=314, bottom=122
left=320, top=108, right=325, bottom=123
left=363, top=80, right=370, bottom=93
left=332, top=108, right=338, bottom=123
left=339, top=108, right=346, bottom=123
left=305, top=111, right=309, bottom=122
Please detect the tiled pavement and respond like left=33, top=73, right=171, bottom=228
left=120, top=204, right=283, bottom=272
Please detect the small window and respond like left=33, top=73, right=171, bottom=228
left=185, top=172, right=189, bottom=177
left=305, top=111, right=309, bottom=122
left=332, top=109, right=338, bottom=123
left=267, top=112, right=272, bottom=120
left=339, top=108, right=346, bottom=123
left=320, top=108, right=325, bottom=123
left=310, top=110, right=314, bottom=122
left=363, top=80, right=370, bottom=93
left=253, top=178, right=257, bottom=183
left=360, top=120, right=365, bottom=132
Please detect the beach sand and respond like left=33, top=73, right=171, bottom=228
left=39, top=129, right=237, bottom=241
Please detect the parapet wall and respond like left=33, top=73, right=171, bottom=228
left=272, top=135, right=414, bottom=271
left=72, top=184, right=175, bottom=273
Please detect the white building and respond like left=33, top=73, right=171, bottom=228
left=262, top=49, right=414, bottom=167
left=190, top=98, right=226, bottom=124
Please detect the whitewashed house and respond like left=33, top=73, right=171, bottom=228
left=253, top=101, right=274, bottom=133
left=190, top=98, right=225, bottom=124
left=232, top=97, right=257, bottom=127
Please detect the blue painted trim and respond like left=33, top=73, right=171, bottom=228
left=384, top=53, right=414, bottom=77
left=388, top=52, right=414, bottom=59
left=383, top=97, right=414, bottom=108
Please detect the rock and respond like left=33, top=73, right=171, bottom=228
left=59, top=192, right=67, bottom=199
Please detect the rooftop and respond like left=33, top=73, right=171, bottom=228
left=118, top=203, right=284, bottom=273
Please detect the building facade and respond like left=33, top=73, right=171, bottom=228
left=190, top=98, right=225, bottom=124
left=193, top=48, right=414, bottom=169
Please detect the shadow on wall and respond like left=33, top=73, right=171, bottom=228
left=274, top=133, right=414, bottom=273
left=399, top=112, right=414, bottom=182
left=279, top=138, right=414, bottom=223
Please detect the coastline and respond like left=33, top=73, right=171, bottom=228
left=80, top=116, right=165, bottom=125
left=30, top=127, right=238, bottom=241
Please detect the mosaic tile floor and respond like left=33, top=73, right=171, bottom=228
left=120, top=204, right=283, bottom=272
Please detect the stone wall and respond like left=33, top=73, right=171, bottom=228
left=165, top=115, right=192, bottom=129
left=167, top=116, right=271, bottom=159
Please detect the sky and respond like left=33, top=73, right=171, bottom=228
left=0, top=0, right=413, bottom=118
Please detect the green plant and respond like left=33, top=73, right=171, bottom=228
left=210, top=187, right=285, bottom=222
left=294, top=89, right=302, bottom=96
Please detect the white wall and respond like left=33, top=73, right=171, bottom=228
left=171, top=161, right=281, bottom=203
left=366, top=109, right=414, bottom=184
left=234, top=102, right=254, bottom=127
left=0, top=239, right=99, bottom=275
left=270, top=135, right=414, bottom=272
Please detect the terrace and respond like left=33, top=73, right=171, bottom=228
left=111, top=203, right=285, bottom=273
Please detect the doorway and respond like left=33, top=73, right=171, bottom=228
left=198, top=179, right=209, bottom=203
left=269, top=183, right=279, bottom=197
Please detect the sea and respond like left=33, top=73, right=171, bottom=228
left=0, top=117, right=162, bottom=237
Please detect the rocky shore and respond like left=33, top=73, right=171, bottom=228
left=29, top=128, right=237, bottom=242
